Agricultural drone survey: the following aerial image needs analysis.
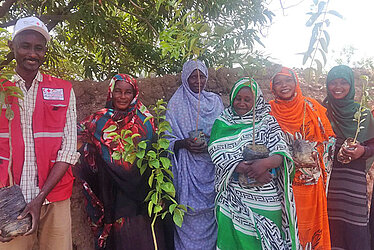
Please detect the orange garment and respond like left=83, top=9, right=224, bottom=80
left=270, top=67, right=335, bottom=250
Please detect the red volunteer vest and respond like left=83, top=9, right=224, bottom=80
left=0, top=74, right=74, bottom=202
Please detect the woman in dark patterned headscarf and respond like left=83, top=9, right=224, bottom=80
left=76, top=74, right=164, bottom=250
left=325, top=65, right=374, bottom=250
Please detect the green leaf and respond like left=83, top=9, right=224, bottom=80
left=306, top=13, right=321, bottom=27
left=151, top=193, right=158, bottom=204
left=169, top=204, right=177, bottom=213
left=143, top=115, right=154, bottom=125
left=160, top=157, right=171, bottom=168
left=318, top=49, right=327, bottom=65
left=140, top=162, right=147, bottom=175
left=147, top=150, right=157, bottom=159
left=163, top=168, right=174, bottom=178
left=315, top=59, right=322, bottom=74
left=138, top=141, right=147, bottom=149
left=137, top=158, right=143, bottom=169
left=173, top=208, right=184, bottom=227
left=131, top=133, right=141, bottom=139
left=328, top=10, right=343, bottom=19
left=121, top=129, right=132, bottom=138
left=154, top=204, right=163, bottom=213
left=124, top=137, right=134, bottom=145
left=136, top=150, right=146, bottom=159
left=144, top=190, right=155, bottom=202
left=161, top=211, right=168, bottom=219
left=319, top=38, right=328, bottom=53
left=159, top=138, right=170, bottom=149
left=323, top=30, right=330, bottom=46
left=106, top=132, right=119, bottom=138
left=178, top=204, right=188, bottom=212
left=148, top=172, right=155, bottom=187
left=112, top=151, right=121, bottom=160
left=125, top=153, right=137, bottom=164
left=317, top=1, right=326, bottom=13
left=150, top=159, right=160, bottom=168
left=161, top=182, right=176, bottom=196
left=148, top=201, right=154, bottom=217
left=104, top=125, right=117, bottom=132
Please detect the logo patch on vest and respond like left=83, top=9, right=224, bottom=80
left=42, top=88, right=64, bottom=100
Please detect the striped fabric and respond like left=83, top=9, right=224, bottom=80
left=208, top=78, right=300, bottom=250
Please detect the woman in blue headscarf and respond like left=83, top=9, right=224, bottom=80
left=166, top=59, right=224, bottom=249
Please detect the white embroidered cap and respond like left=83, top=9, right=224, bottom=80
left=12, top=16, right=50, bottom=42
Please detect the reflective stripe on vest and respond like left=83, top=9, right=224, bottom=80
left=0, top=133, right=9, bottom=138
left=33, top=132, right=64, bottom=138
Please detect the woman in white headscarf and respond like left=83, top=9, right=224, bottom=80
left=166, top=59, right=224, bottom=249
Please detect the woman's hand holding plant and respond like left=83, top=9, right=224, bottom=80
left=246, top=155, right=283, bottom=179
left=341, top=142, right=365, bottom=161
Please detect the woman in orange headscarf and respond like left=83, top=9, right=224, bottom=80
left=269, top=67, right=335, bottom=249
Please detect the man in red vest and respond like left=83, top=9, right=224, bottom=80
left=0, top=17, right=79, bottom=249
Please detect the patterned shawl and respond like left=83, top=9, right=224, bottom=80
left=77, top=74, right=155, bottom=241
left=78, top=73, right=155, bottom=168
left=325, top=65, right=374, bottom=143
left=209, top=78, right=300, bottom=250
left=166, top=59, right=224, bottom=212
left=270, top=67, right=335, bottom=186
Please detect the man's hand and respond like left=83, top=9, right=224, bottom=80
left=18, top=196, right=44, bottom=235
left=0, top=230, right=13, bottom=243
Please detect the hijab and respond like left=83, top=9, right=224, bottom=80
left=270, top=67, right=334, bottom=143
left=325, top=65, right=374, bottom=142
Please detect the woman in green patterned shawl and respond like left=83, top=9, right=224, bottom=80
left=208, top=78, right=300, bottom=250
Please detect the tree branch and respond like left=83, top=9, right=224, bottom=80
left=108, top=0, right=158, bottom=35
left=0, top=0, right=17, bottom=19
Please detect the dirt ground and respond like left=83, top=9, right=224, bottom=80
left=70, top=67, right=374, bottom=249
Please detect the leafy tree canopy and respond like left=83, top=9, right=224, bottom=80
left=0, top=0, right=273, bottom=80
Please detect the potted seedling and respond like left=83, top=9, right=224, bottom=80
left=104, top=99, right=187, bottom=250
left=337, top=75, right=371, bottom=164
left=237, top=79, right=271, bottom=187
left=0, top=77, right=31, bottom=238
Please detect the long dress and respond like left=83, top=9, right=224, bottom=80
left=325, top=65, right=374, bottom=250
left=76, top=74, right=164, bottom=250
left=269, top=67, right=335, bottom=249
left=166, top=59, right=224, bottom=249
left=208, top=77, right=300, bottom=250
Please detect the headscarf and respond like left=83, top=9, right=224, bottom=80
left=166, top=59, right=224, bottom=146
left=210, top=77, right=272, bottom=143
left=208, top=78, right=299, bottom=250
left=78, top=73, right=154, bottom=169
left=325, top=65, right=374, bottom=143
left=269, top=67, right=335, bottom=143
left=76, top=74, right=155, bottom=245
left=165, top=59, right=224, bottom=212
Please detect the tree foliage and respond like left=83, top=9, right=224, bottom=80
left=302, top=0, right=342, bottom=75
left=0, top=0, right=274, bottom=80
